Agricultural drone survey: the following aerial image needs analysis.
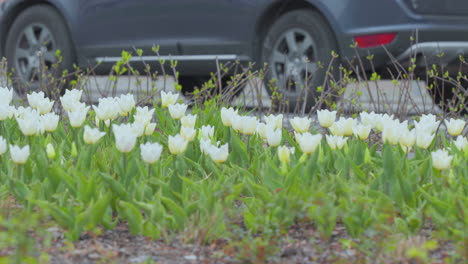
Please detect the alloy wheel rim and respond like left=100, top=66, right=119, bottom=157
left=14, top=23, right=57, bottom=83
left=269, top=28, right=318, bottom=96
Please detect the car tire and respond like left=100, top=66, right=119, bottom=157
left=261, top=10, right=339, bottom=111
left=5, top=5, right=75, bottom=95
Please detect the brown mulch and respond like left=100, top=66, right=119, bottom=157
left=33, top=222, right=463, bottom=264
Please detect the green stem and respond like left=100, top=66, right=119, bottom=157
left=122, top=152, right=127, bottom=178
left=148, top=164, right=152, bottom=178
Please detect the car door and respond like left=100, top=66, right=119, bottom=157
left=75, top=0, right=180, bottom=59
left=170, top=0, right=259, bottom=57
left=75, top=0, right=258, bottom=61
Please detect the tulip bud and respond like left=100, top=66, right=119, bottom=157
left=140, top=142, right=163, bottom=164
left=431, top=149, right=453, bottom=170
left=10, top=144, right=30, bottom=164
left=71, top=142, right=78, bottom=157
left=46, top=143, right=56, bottom=160
left=0, top=136, right=7, bottom=155
left=277, top=146, right=294, bottom=164
left=317, top=109, right=336, bottom=128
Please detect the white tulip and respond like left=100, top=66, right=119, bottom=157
left=117, top=93, right=135, bottom=115
left=240, top=116, right=258, bottom=135
left=264, top=114, right=283, bottom=129
left=399, top=128, right=416, bottom=148
left=168, top=103, right=187, bottom=120
left=168, top=134, right=188, bottom=154
left=10, top=144, right=30, bottom=164
left=0, top=87, right=13, bottom=105
left=0, top=136, right=7, bottom=155
left=415, top=114, right=440, bottom=134
left=278, top=146, right=295, bottom=164
left=337, top=117, right=356, bottom=136
left=27, top=91, right=54, bottom=114
left=360, top=111, right=380, bottom=129
left=0, top=104, right=15, bottom=120
left=140, top=142, right=163, bottom=164
left=256, top=123, right=268, bottom=141
left=199, top=138, right=212, bottom=154
left=181, top=114, right=197, bottom=128
left=326, top=135, right=348, bottom=150
left=161, top=91, right=179, bottom=108
left=266, top=126, right=282, bottom=147
left=181, top=126, right=197, bottom=141
left=453, top=136, right=468, bottom=151
left=317, top=109, right=336, bottom=128
left=382, top=124, right=400, bottom=145
left=207, top=143, right=229, bottom=163
left=68, top=105, right=90, bottom=128
left=352, top=123, right=371, bottom=140
left=16, top=108, right=43, bottom=136
left=83, top=125, right=106, bottom=144
left=60, top=89, right=83, bottom=112
left=375, top=114, right=395, bottom=131
left=445, top=118, right=466, bottom=136
left=329, top=122, right=345, bottom=136
left=134, top=106, right=155, bottom=126
left=131, top=121, right=146, bottom=137
left=295, top=132, right=322, bottom=154
left=221, top=107, right=238, bottom=127
left=199, top=125, right=214, bottom=139
left=290, top=116, right=311, bottom=133
left=144, top=123, right=157, bottom=136
left=431, top=149, right=453, bottom=170
left=113, top=124, right=138, bottom=153
left=93, top=97, right=119, bottom=121
left=415, top=131, right=435, bottom=149
left=231, top=114, right=243, bottom=132
left=42, top=113, right=60, bottom=132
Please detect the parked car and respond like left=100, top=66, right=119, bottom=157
left=1, top=0, right=468, bottom=110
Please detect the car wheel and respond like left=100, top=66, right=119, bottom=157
left=261, top=10, right=339, bottom=111
left=5, top=5, right=75, bottom=95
